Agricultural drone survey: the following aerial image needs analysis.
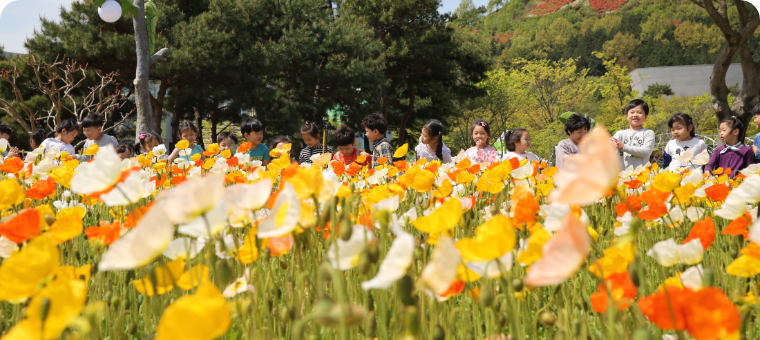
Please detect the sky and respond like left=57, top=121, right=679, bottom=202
left=0, top=0, right=486, bottom=53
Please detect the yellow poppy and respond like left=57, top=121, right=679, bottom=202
left=652, top=172, right=681, bottom=193
left=455, top=215, right=515, bottom=262
left=517, top=228, right=551, bottom=267
left=393, top=143, right=408, bottom=158
left=235, top=233, right=259, bottom=265
left=0, top=236, right=59, bottom=301
left=176, top=265, right=209, bottom=290
left=2, top=279, right=87, bottom=340
left=48, top=207, right=85, bottom=245
left=176, top=140, right=190, bottom=150
left=433, top=179, right=453, bottom=198
left=132, top=258, right=185, bottom=296
left=0, top=179, right=24, bottom=210
left=587, top=242, right=635, bottom=278
left=49, top=166, right=74, bottom=188
left=412, top=198, right=462, bottom=234
left=83, top=143, right=100, bottom=156
left=155, top=283, right=231, bottom=340
left=412, top=169, right=436, bottom=193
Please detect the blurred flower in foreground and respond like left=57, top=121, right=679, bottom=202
left=524, top=214, right=590, bottom=287
left=155, top=283, right=230, bottom=340
left=2, top=278, right=87, bottom=340
left=98, top=205, right=174, bottom=271
left=0, top=236, right=59, bottom=302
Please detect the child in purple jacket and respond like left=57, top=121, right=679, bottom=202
left=707, top=116, right=754, bottom=178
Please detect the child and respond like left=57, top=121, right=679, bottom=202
left=41, top=119, right=80, bottom=155
left=24, top=129, right=47, bottom=162
left=241, top=118, right=271, bottom=166
left=611, top=99, right=655, bottom=169
left=752, top=104, right=760, bottom=163
left=707, top=116, right=754, bottom=177
left=503, top=128, right=539, bottom=163
left=217, top=131, right=238, bottom=154
left=135, top=132, right=162, bottom=155
left=362, top=113, right=393, bottom=168
left=168, top=122, right=205, bottom=162
left=462, top=120, right=498, bottom=164
left=81, top=113, right=118, bottom=149
left=663, top=113, right=707, bottom=172
left=333, top=125, right=371, bottom=166
left=0, top=122, right=19, bottom=158
left=271, top=135, right=292, bottom=150
left=116, top=143, right=134, bottom=160
left=414, top=119, right=452, bottom=163
left=555, top=114, right=590, bottom=169
left=298, top=121, right=333, bottom=164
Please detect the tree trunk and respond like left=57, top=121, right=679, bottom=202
left=211, top=109, right=218, bottom=144
left=133, top=0, right=154, bottom=140
left=194, top=106, right=205, bottom=149
left=730, top=42, right=760, bottom=133
left=398, top=79, right=415, bottom=146
left=171, top=85, right=183, bottom=147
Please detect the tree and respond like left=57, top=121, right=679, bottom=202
left=690, top=0, right=760, bottom=135
left=341, top=0, right=491, bottom=145
left=644, top=83, right=674, bottom=97
left=452, top=0, right=486, bottom=28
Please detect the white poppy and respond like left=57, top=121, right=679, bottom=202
left=749, top=219, right=760, bottom=246
left=741, top=164, right=760, bottom=176
left=361, top=228, right=414, bottom=290
left=371, top=195, right=399, bottom=213
left=177, top=200, right=228, bottom=238
left=0, top=236, right=18, bottom=258
left=466, top=252, right=513, bottom=279
left=157, top=175, right=225, bottom=224
left=615, top=212, right=633, bottom=236
left=99, top=205, right=175, bottom=271
left=71, top=145, right=123, bottom=195
left=163, top=237, right=207, bottom=260
left=152, top=144, right=167, bottom=157
left=0, top=138, right=7, bottom=152
left=327, top=225, right=375, bottom=271
left=511, top=163, right=533, bottom=180
left=647, top=239, right=681, bottom=267
left=215, top=233, right=238, bottom=259
left=679, top=238, right=704, bottom=265
left=223, top=179, right=272, bottom=211
left=100, top=171, right=144, bottom=206
left=680, top=265, right=704, bottom=290
left=223, top=268, right=255, bottom=298
left=681, top=168, right=703, bottom=186
left=417, top=236, right=461, bottom=296
left=257, top=183, right=300, bottom=239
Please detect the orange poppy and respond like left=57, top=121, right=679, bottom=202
left=682, top=217, right=716, bottom=250
left=440, top=280, right=466, bottom=298
left=123, top=204, right=153, bottom=229
left=226, top=157, right=239, bottom=167
left=684, top=288, right=740, bottom=340
left=711, top=167, right=724, bottom=175
left=722, top=211, right=752, bottom=239
left=638, top=190, right=667, bottom=221
left=25, top=177, right=57, bottom=200
left=263, top=234, right=294, bottom=257
left=468, top=164, right=480, bottom=174
left=170, top=176, right=187, bottom=185
left=508, top=157, right=520, bottom=170
left=623, top=179, right=643, bottom=189
left=394, top=160, right=408, bottom=170
left=0, top=157, right=24, bottom=173
left=705, top=184, right=729, bottom=202
left=333, top=161, right=345, bottom=177
left=455, top=158, right=471, bottom=171
left=84, top=220, right=122, bottom=246
left=513, top=195, right=540, bottom=225
left=638, top=286, right=691, bottom=331
left=238, top=142, right=252, bottom=153
left=425, top=162, right=439, bottom=173
left=345, top=162, right=361, bottom=177
left=377, top=157, right=388, bottom=165
left=615, top=195, right=642, bottom=217
left=589, top=272, right=637, bottom=313
left=0, top=209, right=40, bottom=244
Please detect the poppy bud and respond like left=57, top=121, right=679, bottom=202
left=479, top=287, right=494, bottom=308
left=313, top=298, right=333, bottom=316
left=404, top=306, right=419, bottom=335
left=44, top=214, right=55, bottom=226
left=539, top=311, right=556, bottom=327
left=216, top=261, right=232, bottom=285
left=703, top=267, right=714, bottom=287
left=280, top=307, right=292, bottom=323
left=367, top=243, right=380, bottom=263
left=630, top=216, right=642, bottom=234
left=104, top=292, right=113, bottom=306
left=340, top=222, right=353, bottom=241
left=432, top=324, right=445, bottom=340
left=40, top=298, right=51, bottom=324
left=129, top=321, right=138, bottom=335
left=512, top=278, right=524, bottom=292
left=398, top=275, right=415, bottom=306
left=359, top=251, right=371, bottom=274
left=137, top=294, right=144, bottom=306
left=632, top=327, right=653, bottom=340
left=279, top=260, right=288, bottom=270
left=730, top=247, right=739, bottom=258
left=489, top=204, right=499, bottom=216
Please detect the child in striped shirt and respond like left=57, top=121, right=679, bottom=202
left=362, top=112, right=393, bottom=168
left=298, top=121, right=333, bottom=164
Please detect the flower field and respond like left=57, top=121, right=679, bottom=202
left=1, top=127, right=760, bottom=340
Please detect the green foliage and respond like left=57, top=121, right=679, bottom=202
left=643, top=83, right=674, bottom=98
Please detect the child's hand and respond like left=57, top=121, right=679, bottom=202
left=609, top=138, right=623, bottom=151
left=457, top=150, right=465, bottom=157
left=7, top=147, right=19, bottom=158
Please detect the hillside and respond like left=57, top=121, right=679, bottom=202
left=453, top=0, right=760, bottom=76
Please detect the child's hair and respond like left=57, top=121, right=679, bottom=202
left=241, top=118, right=264, bottom=135
left=334, top=125, right=356, bottom=146
left=216, top=131, right=239, bottom=145
left=505, top=128, right=528, bottom=152
left=300, top=121, right=320, bottom=139
left=720, top=116, right=746, bottom=143
left=271, top=135, right=292, bottom=149
left=470, top=120, right=491, bottom=147
left=179, top=121, right=199, bottom=135
left=623, top=99, right=650, bottom=115
left=564, top=114, right=591, bottom=135
left=56, top=119, right=80, bottom=135
left=362, top=113, right=388, bottom=134
left=0, top=122, right=12, bottom=136
left=668, top=113, right=696, bottom=138
left=116, top=143, right=134, bottom=157
left=29, top=129, right=46, bottom=148
left=423, top=119, right=444, bottom=162
left=81, top=112, right=105, bottom=129
left=135, top=131, right=162, bottom=153
left=753, top=103, right=760, bottom=116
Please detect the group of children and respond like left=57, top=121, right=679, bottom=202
left=4, top=101, right=760, bottom=178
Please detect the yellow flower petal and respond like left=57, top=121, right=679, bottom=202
left=155, top=283, right=231, bottom=340
left=455, top=215, right=515, bottom=262
left=412, top=198, right=462, bottom=234
left=0, top=236, right=59, bottom=301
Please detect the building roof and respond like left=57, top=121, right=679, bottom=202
left=629, top=63, right=743, bottom=97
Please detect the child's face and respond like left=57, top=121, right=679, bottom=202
left=420, top=128, right=437, bottom=146
left=245, top=130, right=264, bottom=146
left=0, top=133, right=9, bottom=141
left=181, top=130, right=197, bottom=145
left=118, top=150, right=132, bottom=160
left=754, top=114, right=760, bottom=129
left=627, top=105, right=647, bottom=129
left=145, top=139, right=159, bottom=152
left=472, top=126, right=489, bottom=148
left=337, top=144, right=355, bottom=157
left=219, top=137, right=236, bottom=152
left=568, top=127, right=588, bottom=144
left=83, top=126, right=103, bottom=140
left=516, top=132, right=531, bottom=152
left=719, top=122, right=739, bottom=144
left=301, top=132, right=320, bottom=148
left=670, top=122, right=691, bottom=141
left=364, top=127, right=382, bottom=143
left=61, top=129, right=78, bottom=144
